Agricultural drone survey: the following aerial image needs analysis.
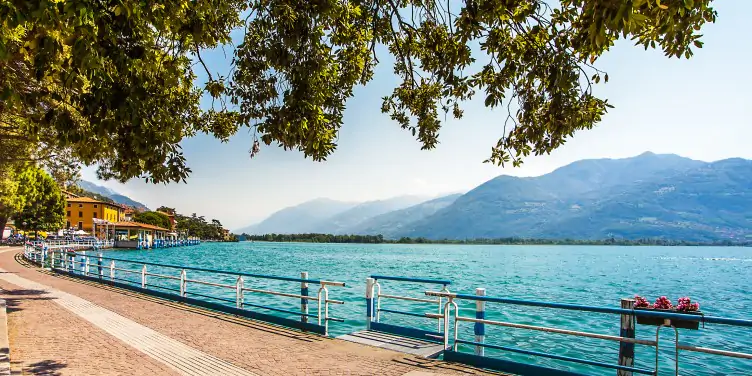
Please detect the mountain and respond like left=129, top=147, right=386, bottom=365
left=234, top=198, right=358, bottom=234
left=349, top=194, right=462, bottom=238
left=76, top=180, right=149, bottom=211
left=312, top=195, right=431, bottom=234
left=401, top=153, right=752, bottom=241
left=77, top=180, right=116, bottom=197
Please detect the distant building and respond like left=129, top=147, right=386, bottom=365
left=61, top=190, right=80, bottom=199
left=222, top=228, right=231, bottom=241
left=123, top=208, right=136, bottom=221
left=112, top=221, right=172, bottom=247
left=65, top=197, right=125, bottom=232
left=157, top=211, right=177, bottom=231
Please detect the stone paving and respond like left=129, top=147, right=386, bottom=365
left=0, top=248, right=501, bottom=375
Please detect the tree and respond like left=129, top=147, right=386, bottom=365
left=133, top=211, right=171, bottom=230
left=0, top=164, right=38, bottom=239
left=13, top=167, right=65, bottom=234
left=1, top=1, right=717, bottom=182
left=156, top=206, right=176, bottom=215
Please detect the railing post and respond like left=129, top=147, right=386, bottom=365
left=80, top=251, right=86, bottom=274
left=323, top=286, right=329, bottom=336
left=84, top=255, right=90, bottom=276
left=301, top=272, right=309, bottom=325
left=365, top=278, right=375, bottom=330
left=236, top=276, right=244, bottom=309
left=618, top=298, right=636, bottom=376
left=443, top=298, right=452, bottom=350
left=110, top=260, right=115, bottom=281
left=141, top=265, right=147, bottom=289
left=97, top=253, right=103, bottom=279
left=475, top=287, right=486, bottom=356
left=180, top=269, right=186, bottom=298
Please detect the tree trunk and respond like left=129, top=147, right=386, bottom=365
left=0, top=215, right=7, bottom=240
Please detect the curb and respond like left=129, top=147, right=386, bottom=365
left=0, top=298, right=9, bottom=376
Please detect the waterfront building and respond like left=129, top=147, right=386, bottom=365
left=65, top=196, right=125, bottom=232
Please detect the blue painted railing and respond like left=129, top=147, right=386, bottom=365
left=425, top=290, right=752, bottom=376
left=45, top=250, right=345, bottom=336
left=365, top=275, right=451, bottom=345
left=135, top=238, right=200, bottom=250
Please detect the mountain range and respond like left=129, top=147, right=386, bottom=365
left=77, top=180, right=150, bottom=211
left=235, top=152, right=752, bottom=242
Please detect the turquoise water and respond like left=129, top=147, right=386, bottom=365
left=104, top=242, right=751, bottom=375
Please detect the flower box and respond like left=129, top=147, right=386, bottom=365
left=634, top=308, right=702, bottom=330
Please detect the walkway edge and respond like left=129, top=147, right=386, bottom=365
left=0, top=298, right=10, bottom=376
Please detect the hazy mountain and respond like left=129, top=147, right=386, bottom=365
left=312, top=195, right=431, bottom=234
left=76, top=180, right=149, bottom=210
left=401, top=153, right=752, bottom=241
left=77, top=180, right=116, bottom=197
left=234, top=198, right=358, bottom=234
left=349, top=194, right=462, bottom=238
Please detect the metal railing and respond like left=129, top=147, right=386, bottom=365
left=23, top=240, right=109, bottom=266
left=45, top=250, right=345, bottom=335
left=425, top=290, right=752, bottom=376
left=365, top=275, right=451, bottom=342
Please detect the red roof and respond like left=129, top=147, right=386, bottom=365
left=112, top=221, right=170, bottom=232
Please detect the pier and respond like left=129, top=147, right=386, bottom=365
left=8, top=244, right=752, bottom=375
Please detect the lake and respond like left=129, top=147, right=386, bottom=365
left=104, top=242, right=751, bottom=375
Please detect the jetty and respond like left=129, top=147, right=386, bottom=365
left=4, top=242, right=752, bottom=375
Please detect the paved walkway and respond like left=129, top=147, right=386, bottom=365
left=0, top=248, right=499, bottom=375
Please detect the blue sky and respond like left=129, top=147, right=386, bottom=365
left=82, top=2, right=751, bottom=230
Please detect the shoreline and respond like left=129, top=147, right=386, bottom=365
left=237, top=238, right=752, bottom=247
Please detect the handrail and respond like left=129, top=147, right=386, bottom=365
left=378, top=293, right=437, bottom=304
left=40, top=250, right=345, bottom=336
left=73, top=253, right=339, bottom=286
left=366, top=276, right=450, bottom=340
left=371, top=275, right=451, bottom=285
left=427, top=289, right=752, bottom=376
left=456, top=316, right=658, bottom=346
left=427, top=291, right=752, bottom=327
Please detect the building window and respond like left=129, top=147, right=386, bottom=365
left=66, top=221, right=70, bottom=228
left=78, top=204, right=83, bottom=208
left=94, top=204, right=98, bottom=208
left=78, top=211, right=83, bottom=218
left=93, top=213, right=97, bottom=219
left=67, top=203, right=71, bottom=207
left=78, top=222, right=83, bottom=230
left=66, top=211, right=71, bottom=217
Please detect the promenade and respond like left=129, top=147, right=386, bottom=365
left=0, top=247, right=499, bottom=375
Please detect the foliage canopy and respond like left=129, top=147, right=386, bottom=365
left=1, top=0, right=717, bottom=182
left=12, top=166, right=66, bottom=232
left=133, top=211, right=172, bottom=229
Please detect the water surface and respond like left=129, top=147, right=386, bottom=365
left=104, top=243, right=751, bottom=375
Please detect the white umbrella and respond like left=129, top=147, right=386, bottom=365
left=73, top=230, right=88, bottom=235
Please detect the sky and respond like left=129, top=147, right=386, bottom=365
left=81, top=2, right=751, bottom=230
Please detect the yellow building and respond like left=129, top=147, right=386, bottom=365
left=65, top=197, right=125, bottom=232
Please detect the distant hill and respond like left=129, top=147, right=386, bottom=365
left=234, top=198, right=358, bottom=234
left=349, top=194, right=462, bottom=238
left=312, top=195, right=431, bottom=234
left=75, top=180, right=150, bottom=211
left=400, top=153, right=752, bottom=241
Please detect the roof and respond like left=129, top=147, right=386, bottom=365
left=67, top=196, right=122, bottom=207
left=62, top=190, right=80, bottom=198
left=112, top=221, right=171, bottom=232
left=157, top=211, right=175, bottom=218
